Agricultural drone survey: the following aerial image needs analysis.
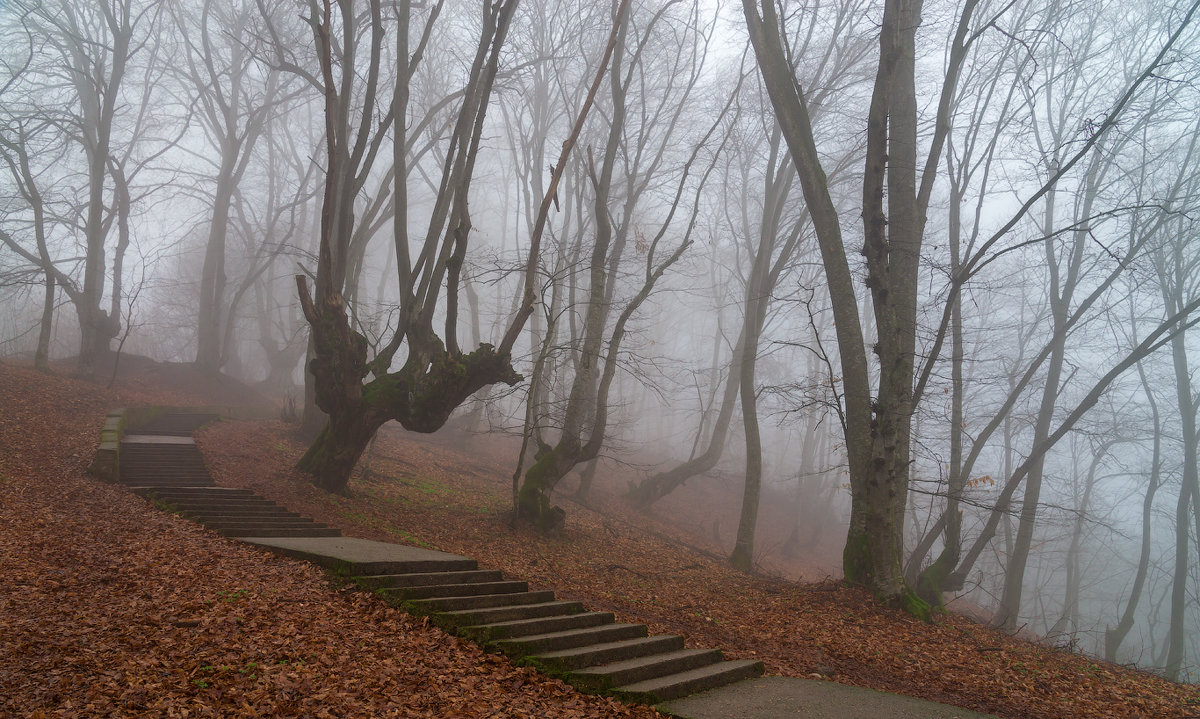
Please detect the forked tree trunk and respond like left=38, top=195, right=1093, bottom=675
left=743, top=0, right=930, bottom=612
left=298, top=276, right=521, bottom=494
left=297, top=408, right=384, bottom=493
left=575, top=458, right=598, bottom=504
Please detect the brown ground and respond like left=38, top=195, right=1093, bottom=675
left=2, top=356, right=1198, bottom=718
left=0, top=359, right=656, bottom=718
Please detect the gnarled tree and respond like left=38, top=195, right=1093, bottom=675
left=290, top=0, right=620, bottom=493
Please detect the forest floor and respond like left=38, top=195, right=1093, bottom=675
left=2, top=357, right=1199, bottom=718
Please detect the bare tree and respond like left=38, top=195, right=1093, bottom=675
left=744, top=0, right=1200, bottom=610
left=279, top=0, right=626, bottom=493
left=24, top=0, right=169, bottom=376
left=514, top=0, right=729, bottom=531
left=1, top=0, right=179, bottom=377
left=631, top=1, right=873, bottom=510
left=173, top=0, right=298, bottom=375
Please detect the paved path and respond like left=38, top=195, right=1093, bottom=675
left=242, top=536, right=478, bottom=575
left=660, top=676, right=998, bottom=718
left=243, top=536, right=999, bottom=719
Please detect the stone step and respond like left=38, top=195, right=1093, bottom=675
left=183, top=510, right=303, bottom=521
left=120, top=444, right=205, bottom=450
left=435, top=600, right=585, bottom=630
left=383, top=581, right=529, bottom=601
left=532, top=635, right=685, bottom=673
left=611, top=659, right=764, bottom=704
left=126, top=475, right=211, bottom=481
left=125, top=481, right=218, bottom=489
left=199, top=518, right=325, bottom=531
left=409, top=590, right=556, bottom=613
left=568, top=648, right=723, bottom=692
left=157, top=496, right=267, bottom=508
left=191, top=516, right=306, bottom=526
left=126, top=479, right=216, bottom=487
left=458, top=611, right=616, bottom=643
left=177, top=507, right=296, bottom=518
left=155, top=498, right=281, bottom=509
left=174, top=502, right=295, bottom=513
left=121, top=461, right=208, bottom=467
left=122, top=460, right=208, bottom=467
left=163, top=505, right=286, bottom=515
left=136, top=487, right=255, bottom=498
left=120, top=463, right=210, bottom=470
left=129, top=430, right=196, bottom=437
left=355, top=570, right=504, bottom=591
left=216, top=526, right=341, bottom=538
left=493, top=623, right=647, bottom=658
left=121, top=462, right=209, bottom=468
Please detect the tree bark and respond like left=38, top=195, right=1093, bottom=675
left=743, top=0, right=930, bottom=610
left=35, top=273, right=54, bottom=372
left=1105, top=357, right=1161, bottom=662
left=729, top=326, right=762, bottom=571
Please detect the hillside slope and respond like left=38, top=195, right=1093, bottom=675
left=0, top=361, right=657, bottom=718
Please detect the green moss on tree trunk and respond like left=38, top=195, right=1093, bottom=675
left=516, top=445, right=569, bottom=535
left=915, top=551, right=954, bottom=610
left=843, top=527, right=932, bottom=622
left=842, top=529, right=871, bottom=585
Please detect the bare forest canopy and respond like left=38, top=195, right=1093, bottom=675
left=2, top=0, right=1200, bottom=683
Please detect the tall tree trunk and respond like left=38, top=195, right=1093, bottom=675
left=196, top=167, right=236, bottom=374
left=1104, top=362, right=1160, bottom=661
left=1164, top=260, right=1199, bottom=680
left=1049, top=443, right=1105, bottom=639
left=729, top=328, right=762, bottom=571
left=995, top=159, right=1092, bottom=631
left=840, top=0, right=924, bottom=605
left=75, top=5, right=132, bottom=378
left=743, top=0, right=941, bottom=611
left=35, top=273, right=54, bottom=372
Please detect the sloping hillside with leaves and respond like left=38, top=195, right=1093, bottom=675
left=2, top=357, right=1198, bottom=718
left=197, top=415, right=1200, bottom=719
left=0, top=361, right=657, bottom=718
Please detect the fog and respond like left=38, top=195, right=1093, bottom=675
left=2, top=0, right=1199, bottom=682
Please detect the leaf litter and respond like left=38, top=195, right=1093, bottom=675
left=2, top=358, right=1198, bottom=718
left=0, top=361, right=657, bottom=719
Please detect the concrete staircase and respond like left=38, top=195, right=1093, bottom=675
left=115, top=409, right=762, bottom=705
left=356, top=567, right=763, bottom=703
left=120, top=412, right=339, bottom=538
